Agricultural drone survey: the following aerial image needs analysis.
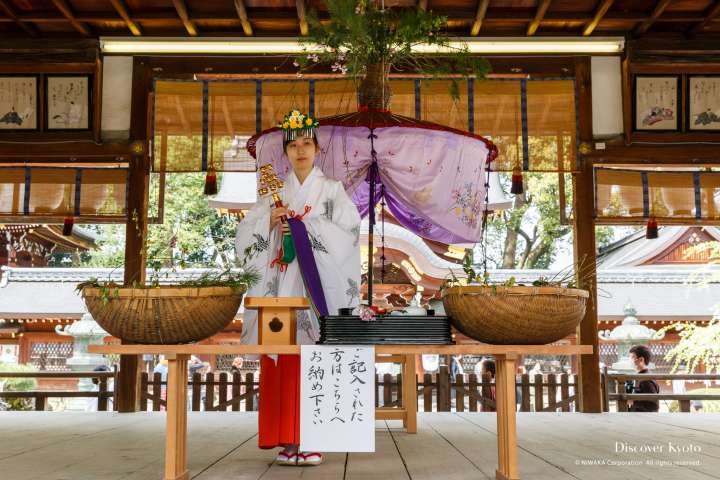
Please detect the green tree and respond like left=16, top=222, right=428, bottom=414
left=79, top=172, right=238, bottom=269
left=479, top=172, right=615, bottom=270
left=660, top=241, right=720, bottom=374
left=0, top=363, right=37, bottom=410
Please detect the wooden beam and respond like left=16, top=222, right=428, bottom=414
left=116, top=58, right=152, bottom=413
left=5, top=11, right=720, bottom=28
left=418, top=0, right=428, bottom=11
left=688, top=1, right=720, bottom=36
left=634, top=0, right=673, bottom=37
left=51, top=0, right=90, bottom=36
left=0, top=0, right=37, bottom=36
left=171, top=0, right=197, bottom=36
left=527, top=0, right=552, bottom=36
left=470, top=0, right=491, bottom=36
left=583, top=0, right=614, bottom=36
left=572, top=56, right=602, bottom=414
left=296, top=0, right=308, bottom=36
left=109, top=0, right=142, bottom=36
left=233, top=0, right=253, bottom=36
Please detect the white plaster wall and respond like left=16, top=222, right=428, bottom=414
left=101, top=56, right=133, bottom=140
left=591, top=56, right=623, bottom=138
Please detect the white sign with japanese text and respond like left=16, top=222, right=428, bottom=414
left=300, top=345, right=375, bottom=452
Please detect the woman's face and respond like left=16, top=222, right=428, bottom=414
left=285, top=136, right=318, bottom=172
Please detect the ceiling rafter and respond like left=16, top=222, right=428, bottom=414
left=687, top=1, right=720, bottom=37
left=634, top=0, right=673, bottom=37
left=171, top=0, right=198, bottom=36
left=296, top=0, right=308, bottom=36
left=233, top=0, right=253, bottom=36
left=50, top=0, right=90, bottom=36
left=0, top=0, right=37, bottom=36
left=527, top=0, right=552, bottom=36
left=4, top=12, right=720, bottom=27
left=470, top=0, right=491, bottom=36
left=109, top=0, right=141, bottom=36
left=583, top=0, right=614, bottom=36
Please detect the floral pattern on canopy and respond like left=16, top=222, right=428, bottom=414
left=247, top=110, right=498, bottom=244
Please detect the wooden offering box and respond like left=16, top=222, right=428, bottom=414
left=244, top=296, right=310, bottom=345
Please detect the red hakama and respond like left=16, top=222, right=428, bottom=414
left=258, top=354, right=301, bottom=448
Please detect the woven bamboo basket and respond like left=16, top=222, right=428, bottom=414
left=81, top=286, right=245, bottom=344
left=442, top=285, right=589, bottom=345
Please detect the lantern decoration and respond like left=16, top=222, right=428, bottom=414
left=62, top=217, right=74, bottom=236
left=203, top=168, right=218, bottom=196
left=510, top=165, right=524, bottom=195
left=645, top=217, right=658, bottom=239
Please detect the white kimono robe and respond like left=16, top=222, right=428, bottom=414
left=236, top=166, right=362, bottom=346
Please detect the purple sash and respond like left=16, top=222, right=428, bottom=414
left=287, top=218, right=329, bottom=317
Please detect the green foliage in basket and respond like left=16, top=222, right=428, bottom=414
left=295, top=0, right=490, bottom=100
left=76, top=267, right=260, bottom=306
left=442, top=250, right=595, bottom=292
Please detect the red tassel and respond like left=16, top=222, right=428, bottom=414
left=62, top=218, right=74, bottom=236
left=510, top=166, right=524, bottom=195
left=204, top=170, right=218, bottom=195
left=646, top=217, right=658, bottom=239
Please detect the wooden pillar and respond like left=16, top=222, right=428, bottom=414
left=573, top=56, right=602, bottom=413
left=117, top=58, right=152, bottom=413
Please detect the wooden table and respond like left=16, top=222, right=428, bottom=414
left=89, top=344, right=592, bottom=480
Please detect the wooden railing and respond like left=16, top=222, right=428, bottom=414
left=12, top=369, right=718, bottom=414
left=139, top=367, right=579, bottom=413
left=603, top=372, right=720, bottom=412
left=0, top=371, right=116, bottom=411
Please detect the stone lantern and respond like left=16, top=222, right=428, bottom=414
left=599, top=301, right=665, bottom=373
left=55, top=312, right=109, bottom=410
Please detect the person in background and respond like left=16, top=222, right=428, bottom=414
left=479, top=359, right=496, bottom=412
left=86, top=365, right=111, bottom=412
left=230, top=357, right=244, bottom=375
left=153, top=356, right=168, bottom=411
left=627, top=345, right=660, bottom=412
left=450, top=355, right=464, bottom=382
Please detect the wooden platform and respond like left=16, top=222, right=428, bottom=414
left=0, top=412, right=718, bottom=480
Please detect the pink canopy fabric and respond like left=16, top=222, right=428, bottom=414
left=248, top=110, right=497, bottom=244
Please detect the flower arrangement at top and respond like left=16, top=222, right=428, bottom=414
left=279, top=110, right=320, bottom=140
left=294, top=0, right=491, bottom=108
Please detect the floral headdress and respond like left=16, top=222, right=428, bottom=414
left=278, top=109, right=319, bottom=142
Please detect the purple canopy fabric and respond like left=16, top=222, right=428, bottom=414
left=248, top=111, right=497, bottom=244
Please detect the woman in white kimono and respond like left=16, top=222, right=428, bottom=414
left=235, top=110, right=361, bottom=466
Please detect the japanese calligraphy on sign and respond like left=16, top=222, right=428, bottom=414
left=300, top=345, right=375, bottom=452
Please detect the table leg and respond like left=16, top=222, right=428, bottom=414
left=495, top=353, right=519, bottom=480
left=402, top=354, right=417, bottom=434
left=165, top=354, right=189, bottom=480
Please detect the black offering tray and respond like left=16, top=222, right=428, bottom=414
left=318, top=313, right=453, bottom=345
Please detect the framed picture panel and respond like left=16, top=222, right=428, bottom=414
left=633, top=75, right=681, bottom=132
left=688, top=75, right=720, bottom=131
left=45, top=75, right=91, bottom=130
left=0, top=75, right=39, bottom=131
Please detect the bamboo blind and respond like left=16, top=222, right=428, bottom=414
left=0, top=167, right=128, bottom=221
left=595, top=167, right=720, bottom=223
left=153, top=78, right=578, bottom=173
